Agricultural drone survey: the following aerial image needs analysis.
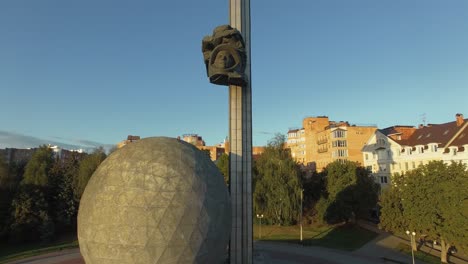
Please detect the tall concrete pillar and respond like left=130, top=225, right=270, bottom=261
left=229, top=0, right=252, bottom=263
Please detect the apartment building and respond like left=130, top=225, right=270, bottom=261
left=362, top=113, right=468, bottom=187
left=287, top=116, right=377, bottom=172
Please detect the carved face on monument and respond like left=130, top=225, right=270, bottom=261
left=202, top=25, right=247, bottom=86
left=213, top=50, right=235, bottom=69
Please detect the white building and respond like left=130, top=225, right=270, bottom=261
left=287, top=128, right=306, bottom=163
left=363, top=114, right=468, bottom=187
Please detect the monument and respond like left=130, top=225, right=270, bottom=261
left=202, top=0, right=253, bottom=263
left=78, top=137, right=231, bottom=263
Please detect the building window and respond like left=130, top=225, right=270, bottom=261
left=380, top=176, right=388, bottom=184
left=332, top=140, right=347, bottom=147
left=332, top=130, right=347, bottom=138
left=332, top=149, right=348, bottom=157
left=405, top=162, right=409, bottom=170
left=412, top=162, right=416, bottom=169
left=380, top=164, right=387, bottom=172
left=365, top=154, right=369, bottom=160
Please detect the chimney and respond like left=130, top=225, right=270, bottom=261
left=456, top=113, right=464, bottom=127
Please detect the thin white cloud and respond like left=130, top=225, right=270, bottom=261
left=0, top=131, right=113, bottom=153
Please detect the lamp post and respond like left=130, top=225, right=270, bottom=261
left=406, top=230, right=416, bottom=264
left=256, top=214, right=264, bottom=239
left=300, top=189, right=303, bottom=242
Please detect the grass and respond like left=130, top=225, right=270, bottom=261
left=395, top=243, right=442, bottom=264
left=0, top=224, right=377, bottom=262
left=254, top=223, right=378, bottom=251
left=0, top=234, right=78, bottom=264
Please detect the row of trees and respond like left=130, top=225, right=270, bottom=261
left=0, top=146, right=106, bottom=243
left=241, top=134, right=379, bottom=226
left=379, top=161, right=468, bottom=263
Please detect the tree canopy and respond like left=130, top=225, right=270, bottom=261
left=379, top=161, right=468, bottom=263
left=316, top=160, right=379, bottom=224
left=253, top=134, right=303, bottom=225
left=216, top=153, right=229, bottom=185
left=21, top=146, right=55, bottom=186
left=74, top=148, right=106, bottom=200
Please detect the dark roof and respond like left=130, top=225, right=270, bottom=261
left=450, top=128, right=468, bottom=147
left=380, top=126, right=414, bottom=136
left=288, top=128, right=301, bottom=133
left=401, top=119, right=468, bottom=147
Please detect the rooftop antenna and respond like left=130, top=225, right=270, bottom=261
left=420, top=113, right=427, bottom=126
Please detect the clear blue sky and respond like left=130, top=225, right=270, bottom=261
left=1, top=0, right=467, bottom=150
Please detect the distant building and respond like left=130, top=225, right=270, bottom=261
left=252, top=146, right=266, bottom=160
left=0, top=145, right=85, bottom=166
left=117, top=135, right=141, bottom=148
left=182, top=134, right=206, bottom=147
left=198, top=146, right=226, bottom=161
left=0, top=148, right=35, bottom=165
left=287, top=116, right=377, bottom=172
left=362, top=113, right=468, bottom=187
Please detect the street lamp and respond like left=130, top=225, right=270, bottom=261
left=406, top=230, right=416, bottom=264
left=256, top=214, right=264, bottom=239
left=300, top=189, right=303, bottom=242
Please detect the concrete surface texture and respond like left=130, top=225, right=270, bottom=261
left=77, top=137, right=231, bottom=264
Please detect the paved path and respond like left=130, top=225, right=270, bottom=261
left=357, top=220, right=468, bottom=264
left=6, top=249, right=83, bottom=264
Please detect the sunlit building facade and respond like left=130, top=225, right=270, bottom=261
left=287, top=116, right=377, bottom=172
left=363, top=113, right=468, bottom=187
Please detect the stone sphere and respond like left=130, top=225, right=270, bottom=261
left=78, top=137, right=231, bottom=264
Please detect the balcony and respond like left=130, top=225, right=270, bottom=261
left=317, top=148, right=328, bottom=153
left=317, top=138, right=328, bottom=144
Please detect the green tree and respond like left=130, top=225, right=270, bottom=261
left=216, top=153, right=229, bottom=185
left=0, top=156, right=8, bottom=187
left=253, top=134, right=303, bottom=225
left=7, top=146, right=56, bottom=242
left=378, top=175, right=407, bottom=234
left=316, top=160, right=379, bottom=224
left=0, top=160, right=25, bottom=241
left=10, top=184, right=54, bottom=243
left=48, top=152, right=82, bottom=230
left=0, top=156, right=12, bottom=239
left=74, top=148, right=106, bottom=200
left=379, top=161, right=468, bottom=263
left=21, top=146, right=55, bottom=186
left=301, top=171, right=326, bottom=223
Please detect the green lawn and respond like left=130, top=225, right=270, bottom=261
left=0, top=235, right=78, bottom=264
left=254, top=223, right=378, bottom=251
left=0, top=224, right=376, bottom=263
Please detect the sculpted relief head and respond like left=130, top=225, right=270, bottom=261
left=202, top=25, right=247, bottom=86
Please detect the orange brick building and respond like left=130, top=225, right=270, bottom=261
left=288, top=116, right=377, bottom=172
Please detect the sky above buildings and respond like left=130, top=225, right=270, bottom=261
left=1, top=0, right=467, bottom=150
